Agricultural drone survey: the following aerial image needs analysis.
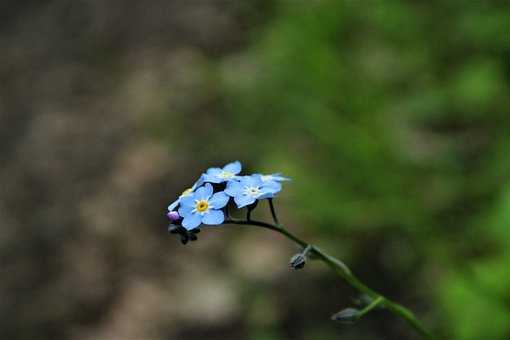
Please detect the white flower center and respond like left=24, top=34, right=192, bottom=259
left=218, top=171, right=234, bottom=179
left=243, top=186, right=261, bottom=198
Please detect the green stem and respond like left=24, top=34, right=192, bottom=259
left=357, top=296, right=383, bottom=319
left=223, top=219, right=434, bottom=339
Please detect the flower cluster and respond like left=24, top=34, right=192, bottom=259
left=166, top=161, right=290, bottom=243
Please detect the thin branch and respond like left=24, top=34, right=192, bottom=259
left=357, top=296, right=384, bottom=319
left=268, top=198, right=279, bottom=225
left=222, top=219, right=435, bottom=339
left=301, top=244, right=312, bottom=256
left=225, top=204, right=230, bottom=219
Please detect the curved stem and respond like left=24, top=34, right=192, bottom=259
left=268, top=198, right=280, bottom=225
left=357, top=296, right=384, bottom=319
left=223, top=219, right=434, bottom=339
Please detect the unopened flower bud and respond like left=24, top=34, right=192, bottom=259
left=331, top=308, right=360, bottom=324
left=167, top=211, right=180, bottom=222
left=289, top=253, right=306, bottom=270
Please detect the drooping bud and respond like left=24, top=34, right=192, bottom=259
left=289, top=253, right=306, bottom=270
left=289, top=245, right=312, bottom=270
left=331, top=308, right=360, bottom=324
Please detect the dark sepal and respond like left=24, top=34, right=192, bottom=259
left=168, top=224, right=182, bottom=234
left=179, top=233, right=189, bottom=244
left=211, top=182, right=227, bottom=193
left=168, top=224, right=199, bottom=244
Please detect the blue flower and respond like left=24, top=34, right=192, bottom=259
left=203, top=161, right=242, bottom=184
left=178, top=183, right=229, bottom=230
left=225, top=175, right=281, bottom=208
left=167, top=175, right=205, bottom=213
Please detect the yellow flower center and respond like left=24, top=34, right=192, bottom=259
left=181, top=188, right=193, bottom=197
left=219, top=171, right=234, bottom=179
left=195, top=200, right=209, bottom=212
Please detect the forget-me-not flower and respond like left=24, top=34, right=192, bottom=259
left=225, top=175, right=281, bottom=208
left=203, top=161, right=242, bottom=184
left=167, top=175, right=205, bottom=213
left=178, top=183, right=229, bottom=230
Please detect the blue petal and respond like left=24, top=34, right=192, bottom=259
left=258, top=173, right=291, bottom=183
left=234, top=176, right=247, bottom=187
left=264, top=181, right=282, bottom=193
left=254, top=176, right=265, bottom=187
left=202, top=210, right=224, bottom=225
left=180, top=195, right=195, bottom=208
left=191, top=174, right=205, bottom=190
left=223, top=161, right=242, bottom=175
left=252, top=173, right=263, bottom=181
left=167, top=199, right=179, bottom=211
left=202, top=174, right=222, bottom=184
left=225, top=181, right=243, bottom=197
left=195, top=183, right=213, bottom=200
left=203, top=183, right=214, bottom=197
left=206, top=167, right=222, bottom=175
left=245, top=175, right=263, bottom=187
left=258, top=192, right=274, bottom=199
left=242, top=175, right=257, bottom=187
left=234, top=194, right=255, bottom=208
left=182, top=212, right=202, bottom=230
left=178, top=205, right=193, bottom=217
left=203, top=168, right=222, bottom=183
left=209, top=192, right=229, bottom=209
left=272, top=173, right=291, bottom=181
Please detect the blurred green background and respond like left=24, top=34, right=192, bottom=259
left=2, top=1, right=510, bottom=339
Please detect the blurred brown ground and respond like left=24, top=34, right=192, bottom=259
left=0, top=2, right=358, bottom=340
